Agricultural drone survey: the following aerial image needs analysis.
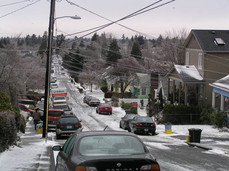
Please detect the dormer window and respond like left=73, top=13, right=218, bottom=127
left=214, top=38, right=225, bottom=45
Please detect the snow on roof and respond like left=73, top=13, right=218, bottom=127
left=174, top=65, right=203, bottom=82
left=211, top=74, right=229, bottom=90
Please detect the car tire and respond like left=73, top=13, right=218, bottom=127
left=56, top=133, right=61, bottom=140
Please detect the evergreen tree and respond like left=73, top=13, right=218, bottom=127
left=38, top=31, right=48, bottom=58
left=106, top=39, right=122, bottom=64
left=131, top=41, right=142, bottom=61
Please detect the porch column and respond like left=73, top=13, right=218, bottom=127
left=178, top=82, right=181, bottom=103
left=212, top=92, right=215, bottom=108
left=184, top=84, right=187, bottom=105
left=220, top=94, right=224, bottom=111
left=167, top=78, right=170, bottom=102
left=172, top=80, right=175, bottom=103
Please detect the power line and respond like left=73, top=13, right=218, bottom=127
left=65, top=0, right=175, bottom=38
left=0, top=0, right=41, bottom=19
left=0, top=0, right=31, bottom=8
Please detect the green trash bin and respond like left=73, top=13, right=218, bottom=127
left=188, top=128, right=202, bottom=143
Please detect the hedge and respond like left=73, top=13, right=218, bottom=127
left=161, top=104, right=201, bottom=124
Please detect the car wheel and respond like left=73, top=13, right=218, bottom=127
left=56, top=133, right=61, bottom=140
left=119, top=122, right=122, bottom=128
left=110, top=112, right=112, bottom=115
left=151, top=131, right=156, bottom=135
left=96, top=110, right=98, bottom=113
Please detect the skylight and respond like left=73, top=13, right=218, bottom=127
left=214, top=38, right=225, bottom=45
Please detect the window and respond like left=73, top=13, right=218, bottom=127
left=142, top=88, right=146, bottom=95
left=214, top=38, right=225, bottom=45
left=185, top=52, right=189, bottom=65
left=62, top=135, right=76, bottom=155
left=198, top=53, right=203, bottom=69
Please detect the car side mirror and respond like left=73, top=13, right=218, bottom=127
left=52, top=145, right=62, bottom=151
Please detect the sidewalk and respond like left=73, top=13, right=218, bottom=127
left=0, top=117, right=55, bottom=171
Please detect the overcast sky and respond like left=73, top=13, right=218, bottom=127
left=1, top=0, right=229, bottom=39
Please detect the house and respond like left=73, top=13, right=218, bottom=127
left=209, top=75, right=229, bottom=112
left=166, top=30, right=229, bottom=106
left=133, top=73, right=151, bottom=99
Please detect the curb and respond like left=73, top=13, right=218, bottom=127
left=186, top=142, right=213, bottom=150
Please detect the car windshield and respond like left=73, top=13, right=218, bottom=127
left=54, top=105, right=70, bottom=111
left=78, top=135, right=145, bottom=156
left=125, top=114, right=137, bottom=119
left=100, top=103, right=110, bottom=107
left=54, top=96, right=66, bottom=100
left=59, top=117, right=79, bottom=124
left=49, top=111, right=64, bottom=117
left=136, top=117, right=154, bottom=123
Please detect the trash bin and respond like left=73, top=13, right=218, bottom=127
left=188, top=128, right=202, bottom=143
left=165, top=123, right=172, bottom=134
left=37, top=121, right=43, bottom=134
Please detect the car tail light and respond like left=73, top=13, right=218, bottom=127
left=140, top=164, right=160, bottom=171
left=75, top=166, right=97, bottom=171
left=135, top=123, right=142, bottom=126
left=74, top=123, right=81, bottom=126
left=151, top=123, right=156, bottom=127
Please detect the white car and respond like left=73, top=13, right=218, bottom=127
left=53, top=104, right=72, bottom=115
left=52, top=96, right=67, bottom=105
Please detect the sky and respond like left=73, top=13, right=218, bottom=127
left=1, top=0, right=229, bottom=39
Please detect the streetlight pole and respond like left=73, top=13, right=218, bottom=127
left=54, top=15, right=81, bottom=54
left=43, top=0, right=55, bottom=138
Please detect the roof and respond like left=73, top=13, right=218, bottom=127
left=135, top=73, right=151, bottom=87
left=185, top=30, right=229, bottom=52
left=210, top=75, right=229, bottom=91
left=174, top=65, right=204, bottom=82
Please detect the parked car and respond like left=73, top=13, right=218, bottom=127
left=53, top=104, right=72, bottom=115
left=51, top=83, right=58, bottom=89
left=83, top=95, right=92, bottom=104
left=56, top=115, right=82, bottom=139
left=128, top=116, right=156, bottom=135
left=18, top=103, right=35, bottom=114
left=52, top=131, right=160, bottom=171
left=120, top=114, right=138, bottom=130
left=88, top=97, right=100, bottom=107
left=52, top=95, right=67, bottom=105
left=46, top=109, right=65, bottom=131
left=96, top=103, right=112, bottom=115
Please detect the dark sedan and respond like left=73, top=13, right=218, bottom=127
left=119, top=114, right=138, bottom=130
left=56, top=115, right=82, bottom=139
left=128, top=116, right=156, bottom=135
left=52, top=131, right=160, bottom=171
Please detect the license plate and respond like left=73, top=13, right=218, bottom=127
left=66, top=126, right=73, bottom=129
left=144, top=129, right=149, bottom=132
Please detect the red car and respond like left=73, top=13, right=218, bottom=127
left=45, top=109, right=65, bottom=131
left=96, top=103, right=112, bottom=115
left=18, top=103, right=35, bottom=113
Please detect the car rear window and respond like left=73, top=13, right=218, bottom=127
left=59, top=117, right=79, bottom=124
left=100, top=103, right=111, bottom=107
left=49, top=111, right=64, bottom=117
left=78, top=135, right=145, bottom=156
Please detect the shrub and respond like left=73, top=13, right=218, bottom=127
left=161, top=104, right=201, bottom=124
left=0, top=111, right=17, bottom=152
left=210, top=111, right=227, bottom=128
left=120, top=101, right=137, bottom=114
left=200, top=105, right=214, bottom=124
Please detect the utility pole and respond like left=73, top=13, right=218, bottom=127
left=43, top=0, right=56, bottom=138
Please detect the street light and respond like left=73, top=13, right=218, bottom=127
left=54, top=15, right=81, bottom=53
left=55, top=15, right=81, bottom=20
